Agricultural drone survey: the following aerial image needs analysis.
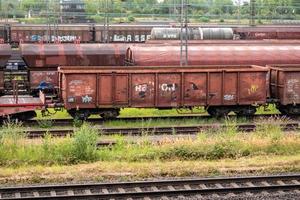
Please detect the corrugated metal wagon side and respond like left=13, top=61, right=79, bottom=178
left=59, top=65, right=268, bottom=119
left=268, top=64, right=300, bottom=115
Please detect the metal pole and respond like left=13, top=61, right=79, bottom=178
left=237, top=0, right=241, bottom=24
left=250, top=0, right=256, bottom=26
left=180, top=0, right=188, bottom=66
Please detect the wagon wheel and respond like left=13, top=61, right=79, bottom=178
left=68, top=110, right=90, bottom=121
left=100, top=109, right=120, bottom=120
left=234, top=106, right=256, bottom=116
left=207, top=107, right=230, bottom=118
left=277, top=105, right=288, bottom=115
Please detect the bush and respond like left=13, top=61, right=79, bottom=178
left=127, top=15, right=135, bottom=22
left=72, top=123, right=99, bottom=162
left=199, top=17, right=210, bottom=23
left=219, top=19, right=225, bottom=23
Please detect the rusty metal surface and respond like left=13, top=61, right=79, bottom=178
left=21, top=43, right=129, bottom=68
left=0, top=71, right=4, bottom=92
left=0, top=44, right=11, bottom=67
left=145, top=40, right=300, bottom=45
left=269, top=64, right=300, bottom=105
left=126, top=45, right=300, bottom=66
left=29, top=69, right=58, bottom=89
left=10, top=24, right=92, bottom=43
left=0, top=95, right=44, bottom=116
left=234, top=27, right=300, bottom=40
left=60, top=65, right=268, bottom=110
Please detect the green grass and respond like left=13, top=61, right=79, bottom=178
left=0, top=118, right=299, bottom=168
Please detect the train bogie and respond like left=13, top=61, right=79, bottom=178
left=59, top=65, right=268, bottom=119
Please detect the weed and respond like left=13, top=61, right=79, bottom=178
left=37, top=119, right=53, bottom=129
left=73, top=117, right=83, bottom=127
left=72, top=123, right=99, bottom=162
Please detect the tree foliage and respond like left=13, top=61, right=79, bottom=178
left=1, top=0, right=300, bottom=21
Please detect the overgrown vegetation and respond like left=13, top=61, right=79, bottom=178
left=0, top=118, right=299, bottom=168
left=0, top=123, right=98, bottom=166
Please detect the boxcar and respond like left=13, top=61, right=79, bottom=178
left=10, top=24, right=92, bottom=43
left=59, top=65, right=268, bottom=119
left=269, top=64, right=300, bottom=115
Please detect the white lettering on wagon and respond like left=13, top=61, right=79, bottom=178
left=160, top=83, right=177, bottom=92
left=135, top=84, right=148, bottom=92
left=224, top=94, right=234, bottom=101
left=69, top=80, right=83, bottom=85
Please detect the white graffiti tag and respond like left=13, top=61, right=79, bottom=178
left=82, top=95, right=92, bottom=103
left=160, top=83, right=177, bottom=92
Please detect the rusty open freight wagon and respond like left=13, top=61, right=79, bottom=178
left=59, top=65, right=268, bottom=119
left=269, top=64, right=300, bottom=115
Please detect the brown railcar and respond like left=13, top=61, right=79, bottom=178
left=59, top=65, right=268, bottom=119
left=145, top=40, right=300, bottom=45
left=126, top=45, right=300, bottom=66
left=234, top=27, right=300, bottom=40
left=0, top=44, right=11, bottom=68
left=21, top=43, right=128, bottom=68
left=0, top=71, right=4, bottom=94
left=269, top=64, right=300, bottom=115
left=10, top=24, right=92, bottom=43
left=29, top=69, right=58, bottom=94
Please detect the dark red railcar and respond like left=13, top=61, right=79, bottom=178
left=0, top=71, right=4, bottom=94
left=234, top=27, right=300, bottom=40
left=269, top=64, right=300, bottom=115
left=59, top=65, right=268, bottom=119
left=145, top=39, right=300, bottom=45
left=0, top=94, right=46, bottom=120
left=0, top=44, right=11, bottom=68
left=29, top=69, right=59, bottom=94
left=126, top=45, right=300, bottom=66
left=10, top=24, right=93, bottom=43
left=21, top=43, right=129, bottom=68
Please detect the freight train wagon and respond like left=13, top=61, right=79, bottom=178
left=2, top=23, right=300, bottom=45
left=58, top=65, right=268, bottom=119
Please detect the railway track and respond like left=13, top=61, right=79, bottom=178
left=26, top=122, right=299, bottom=138
left=24, top=113, right=288, bottom=127
left=0, top=174, right=299, bottom=199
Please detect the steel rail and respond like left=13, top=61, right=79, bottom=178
left=26, top=122, right=299, bottom=138
left=23, top=113, right=287, bottom=126
left=0, top=174, right=299, bottom=199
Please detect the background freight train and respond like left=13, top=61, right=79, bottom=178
left=4, top=42, right=300, bottom=96
left=2, top=24, right=300, bottom=45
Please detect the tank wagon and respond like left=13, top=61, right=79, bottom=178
left=20, top=43, right=128, bottom=94
left=126, top=45, right=300, bottom=66
left=59, top=65, right=268, bottom=119
left=150, top=28, right=234, bottom=40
